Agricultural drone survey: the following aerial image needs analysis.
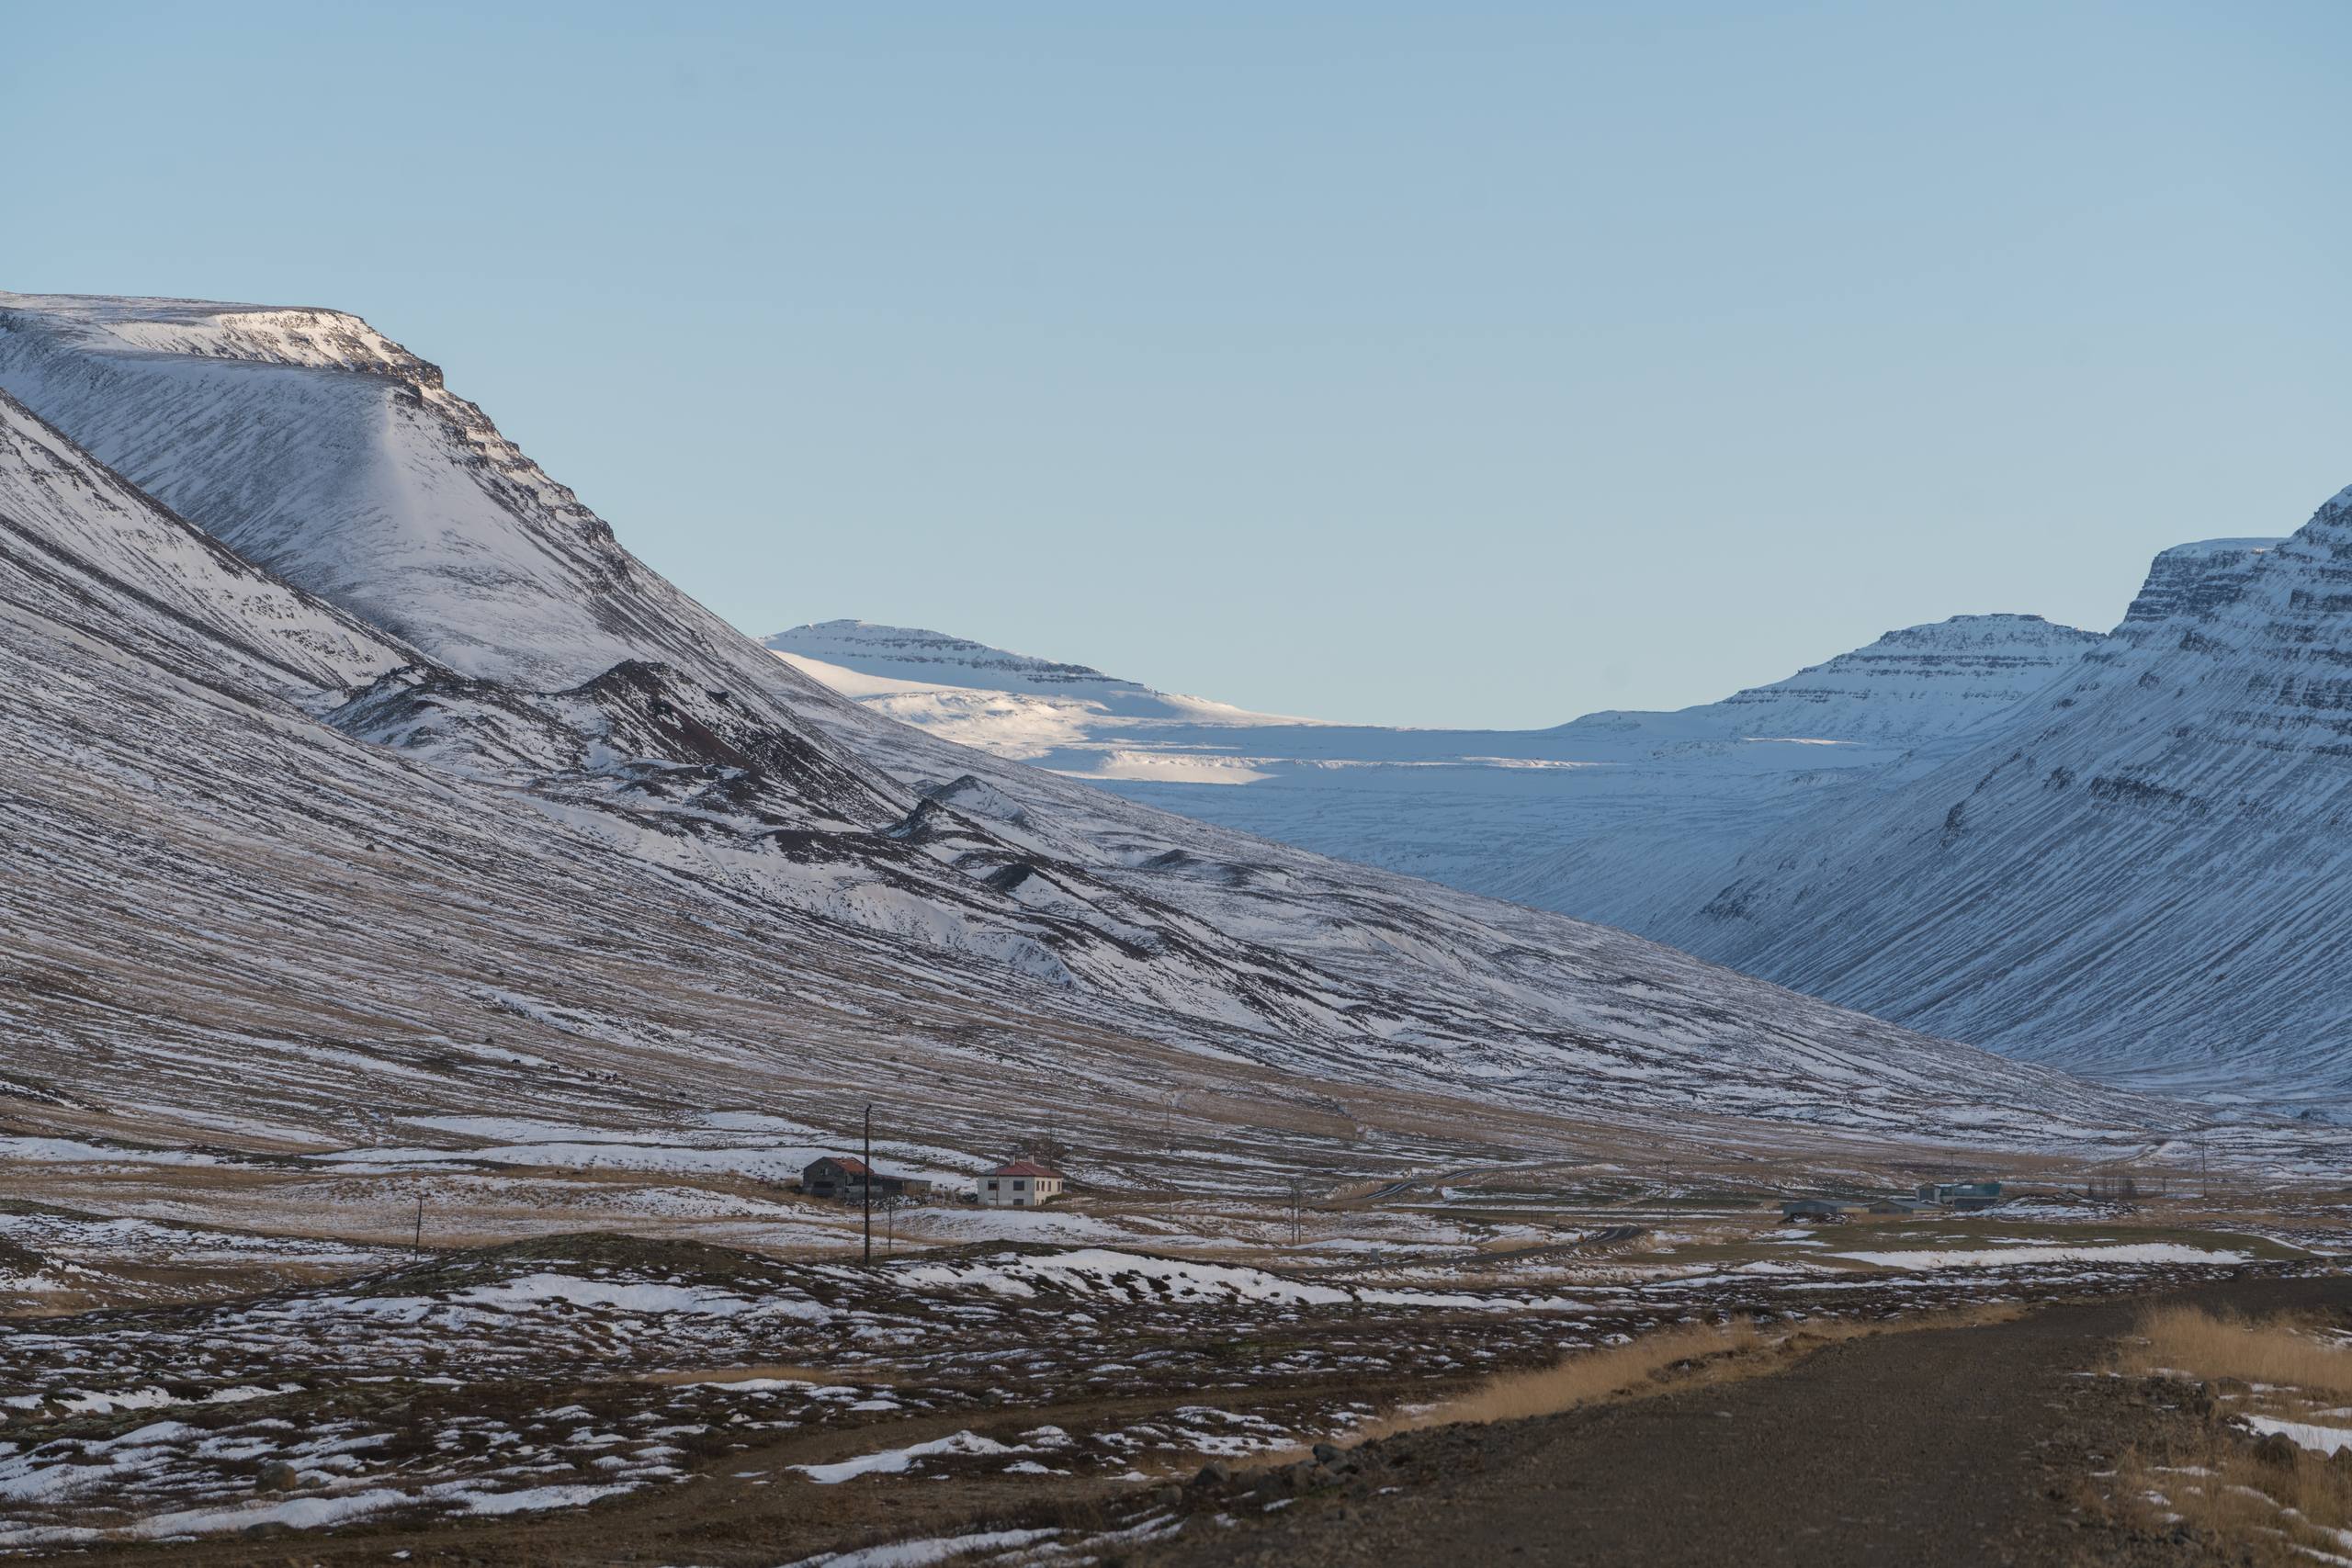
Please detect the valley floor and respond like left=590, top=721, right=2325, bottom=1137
left=0, top=1181, right=2340, bottom=1565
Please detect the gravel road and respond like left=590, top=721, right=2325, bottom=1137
left=1139, top=1272, right=2350, bottom=1568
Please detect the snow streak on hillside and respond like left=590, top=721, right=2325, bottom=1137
left=0, top=291, right=2182, bottom=1156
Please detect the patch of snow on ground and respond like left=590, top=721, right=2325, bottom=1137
left=131, top=1488, right=410, bottom=1540
left=426, top=1480, right=638, bottom=1515
left=2239, top=1414, right=2352, bottom=1456
left=784, top=1525, right=1062, bottom=1567
left=791, top=1431, right=1016, bottom=1484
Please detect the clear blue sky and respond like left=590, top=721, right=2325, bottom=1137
left=7, top=3, right=2347, bottom=728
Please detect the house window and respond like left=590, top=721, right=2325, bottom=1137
left=1012, top=1198, right=1025, bottom=1207
left=986, top=1180, right=999, bottom=1190
left=1013, top=1179, right=1026, bottom=1190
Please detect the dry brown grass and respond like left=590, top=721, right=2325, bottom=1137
left=1437, top=1321, right=1764, bottom=1426
left=1357, top=1303, right=2023, bottom=1441
left=1341, top=1322, right=1761, bottom=1442
left=2123, top=1304, right=2352, bottom=1397
left=2091, top=1306, right=2352, bottom=1563
left=2106, top=1437, right=2352, bottom=1566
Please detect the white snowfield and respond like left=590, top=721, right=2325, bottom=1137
left=0, top=288, right=2295, bottom=1170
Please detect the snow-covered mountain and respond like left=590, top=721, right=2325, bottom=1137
left=0, top=290, right=2193, bottom=1163
left=1650, top=513, right=2352, bottom=1112
left=764, top=610, right=2105, bottom=929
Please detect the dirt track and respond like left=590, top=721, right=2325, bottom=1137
left=1141, top=1272, right=2352, bottom=1568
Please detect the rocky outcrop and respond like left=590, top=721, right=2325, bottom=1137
left=2117, top=538, right=2283, bottom=631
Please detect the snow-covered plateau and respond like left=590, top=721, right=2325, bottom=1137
left=0, top=289, right=2281, bottom=1181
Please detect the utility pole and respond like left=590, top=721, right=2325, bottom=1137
left=1289, top=1177, right=1303, bottom=1247
left=413, top=1192, right=424, bottom=1259
left=863, top=1102, right=874, bottom=1267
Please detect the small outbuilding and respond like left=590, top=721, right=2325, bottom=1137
left=1917, top=1180, right=2004, bottom=1212
left=802, top=1156, right=926, bottom=1201
left=1779, top=1198, right=1847, bottom=1223
left=976, top=1161, right=1064, bottom=1209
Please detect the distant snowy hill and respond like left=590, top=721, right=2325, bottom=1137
left=767, top=620, right=1313, bottom=780
left=0, top=289, right=2184, bottom=1162
left=770, top=620, right=1307, bottom=718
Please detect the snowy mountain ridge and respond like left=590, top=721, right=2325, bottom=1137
left=1678, top=614, right=2109, bottom=744
left=770, top=620, right=1229, bottom=711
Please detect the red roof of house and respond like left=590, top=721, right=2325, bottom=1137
left=991, top=1161, right=1059, bottom=1179
left=815, top=1156, right=871, bottom=1175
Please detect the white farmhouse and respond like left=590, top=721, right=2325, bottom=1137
left=975, top=1161, right=1063, bottom=1208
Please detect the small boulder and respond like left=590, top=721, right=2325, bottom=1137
left=1192, top=1461, right=1232, bottom=1491
left=255, top=1461, right=300, bottom=1493
left=2253, top=1432, right=2301, bottom=1470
